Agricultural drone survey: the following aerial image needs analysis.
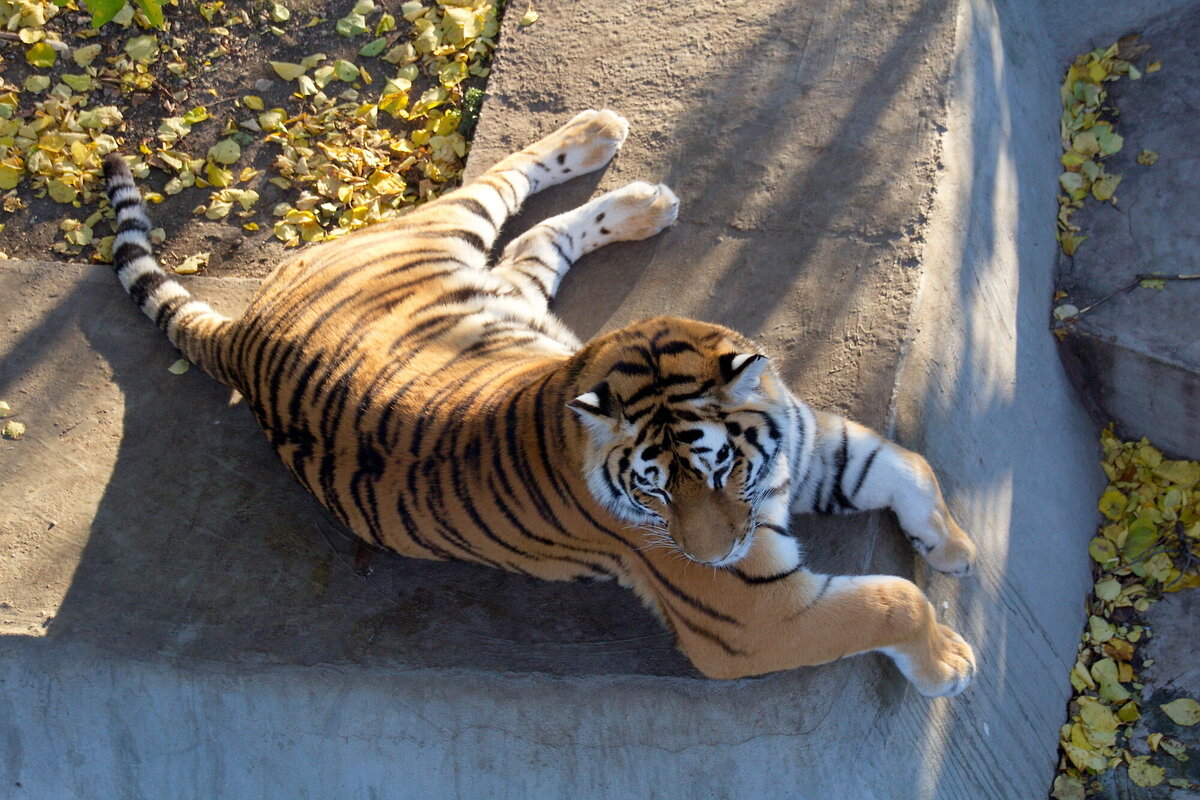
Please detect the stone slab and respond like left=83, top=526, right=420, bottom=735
left=1055, top=6, right=1200, bottom=460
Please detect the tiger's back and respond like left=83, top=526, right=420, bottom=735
left=103, top=110, right=979, bottom=697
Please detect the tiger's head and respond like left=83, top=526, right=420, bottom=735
left=567, top=317, right=789, bottom=567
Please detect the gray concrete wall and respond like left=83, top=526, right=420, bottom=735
left=3, top=0, right=1183, bottom=797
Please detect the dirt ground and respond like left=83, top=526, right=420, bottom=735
left=0, top=0, right=495, bottom=278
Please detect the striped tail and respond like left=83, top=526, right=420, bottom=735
left=103, top=154, right=237, bottom=387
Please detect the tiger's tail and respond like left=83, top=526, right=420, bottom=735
left=102, top=154, right=237, bottom=387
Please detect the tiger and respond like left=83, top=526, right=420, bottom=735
left=102, top=109, right=977, bottom=697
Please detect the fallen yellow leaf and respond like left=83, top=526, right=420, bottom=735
left=1161, top=698, right=1200, bottom=726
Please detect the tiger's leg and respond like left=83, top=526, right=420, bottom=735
left=792, top=410, right=977, bottom=577
left=623, top=423, right=972, bottom=695
left=400, top=109, right=631, bottom=269
left=490, top=181, right=679, bottom=309
left=629, top=532, right=976, bottom=696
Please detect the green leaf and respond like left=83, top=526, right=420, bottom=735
left=1096, top=130, right=1123, bottom=156
left=1153, top=459, right=1200, bottom=487
left=359, top=37, right=387, bottom=57
left=1088, top=615, right=1115, bottom=642
left=332, top=59, right=359, bottom=82
left=1051, top=774, right=1085, bottom=800
left=1092, top=657, right=1131, bottom=702
left=86, top=0, right=126, bottom=28
left=26, top=42, right=58, bottom=68
left=134, top=0, right=164, bottom=28
left=1091, top=173, right=1121, bottom=202
left=48, top=180, right=78, bottom=204
left=1099, top=488, right=1126, bottom=519
left=124, top=34, right=158, bottom=62
left=72, top=43, right=103, bottom=67
left=61, top=74, right=94, bottom=92
left=24, top=75, right=51, bottom=93
left=0, top=166, right=22, bottom=191
left=1059, top=171, right=1086, bottom=193
left=336, top=12, right=369, bottom=37
left=182, top=106, right=210, bottom=125
left=1123, top=518, right=1158, bottom=560
left=1089, top=536, right=1119, bottom=565
left=270, top=61, right=306, bottom=81
left=208, top=139, right=241, bottom=165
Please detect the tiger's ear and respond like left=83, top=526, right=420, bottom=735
left=718, top=353, right=769, bottom=401
left=568, top=382, right=619, bottom=436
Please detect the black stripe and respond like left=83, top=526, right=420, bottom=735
left=114, top=241, right=151, bottom=265
left=786, top=575, right=833, bottom=620
left=828, top=423, right=855, bottom=512
left=549, top=235, right=571, bottom=266
left=492, top=172, right=519, bottom=210
left=117, top=216, right=152, bottom=234
left=128, top=271, right=167, bottom=309
left=669, top=604, right=748, bottom=657
left=653, top=340, right=698, bottom=357
left=731, top=562, right=803, bottom=584
left=611, top=360, right=653, bottom=376
left=508, top=265, right=550, bottom=295
left=439, top=196, right=496, bottom=229
left=850, top=445, right=881, bottom=498
left=154, top=293, right=188, bottom=329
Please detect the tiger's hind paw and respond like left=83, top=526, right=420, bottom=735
left=536, top=109, right=629, bottom=180
left=889, top=624, right=977, bottom=698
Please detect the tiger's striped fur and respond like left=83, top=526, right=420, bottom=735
left=103, top=110, right=977, bottom=696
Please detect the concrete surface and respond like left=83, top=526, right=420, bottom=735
left=1, top=0, right=1193, bottom=797
left=1055, top=6, right=1200, bottom=461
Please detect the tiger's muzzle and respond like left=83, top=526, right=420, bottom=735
left=666, top=474, right=754, bottom=566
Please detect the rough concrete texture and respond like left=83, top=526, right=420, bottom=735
left=2, top=0, right=1193, bottom=797
left=1056, top=6, right=1200, bottom=461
